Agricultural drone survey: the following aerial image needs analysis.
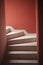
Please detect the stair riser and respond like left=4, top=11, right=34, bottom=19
left=7, top=32, right=25, bottom=39
left=8, top=46, right=37, bottom=51
left=8, top=38, right=36, bottom=44
left=8, top=54, right=37, bottom=60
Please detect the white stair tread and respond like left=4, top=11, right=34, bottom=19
left=8, top=35, right=36, bottom=44
left=12, top=29, right=29, bottom=35
left=8, top=51, right=37, bottom=54
left=7, top=31, right=24, bottom=36
left=9, top=35, right=36, bottom=40
left=7, top=31, right=25, bottom=39
left=7, top=31, right=24, bottom=35
left=9, top=42, right=37, bottom=46
left=9, top=60, right=38, bottom=63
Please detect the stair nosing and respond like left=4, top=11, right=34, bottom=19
left=8, top=51, right=38, bottom=54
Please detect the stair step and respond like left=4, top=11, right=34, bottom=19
left=8, top=51, right=37, bottom=60
left=8, top=51, right=37, bottom=54
left=12, top=29, right=29, bottom=35
left=8, top=54, right=37, bottom=60
left=8, top=42, right=37, bottom=51
left=9, top=42, right=37, bottom=46
left=8, top=35, right=36, bottom=44
left=8, top=46, right=37, bottom=51
left=7, top=31, right=25, bottom=39
left=9, top=60, right=38, bottom=63
left=8, top=60, right=38, bottom=65
left=6, top=26, right=29, bottom=35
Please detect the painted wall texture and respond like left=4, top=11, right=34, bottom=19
left=5, top=0, right=36, bottom=33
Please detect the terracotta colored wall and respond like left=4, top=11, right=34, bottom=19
left=0, top=0, right=6, bottom=64
left=5, top=0, right=36, bottom=33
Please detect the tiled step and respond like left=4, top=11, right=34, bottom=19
left=8, top=35, right=36, bottom=44
left=7, top=31, right=25, bottom=39
left=8, top=42, right=37, bottom=51
left=8, top=51, right=37, bottom=60
left=8, top=60, right=38, bottom=65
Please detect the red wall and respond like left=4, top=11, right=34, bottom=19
left=5, top=0, right=36, bottom=33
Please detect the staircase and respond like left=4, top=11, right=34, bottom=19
left=5, top=26, right=38, bottom=65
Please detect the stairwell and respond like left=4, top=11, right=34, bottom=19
left=4, top=26, right=38, bottom=65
